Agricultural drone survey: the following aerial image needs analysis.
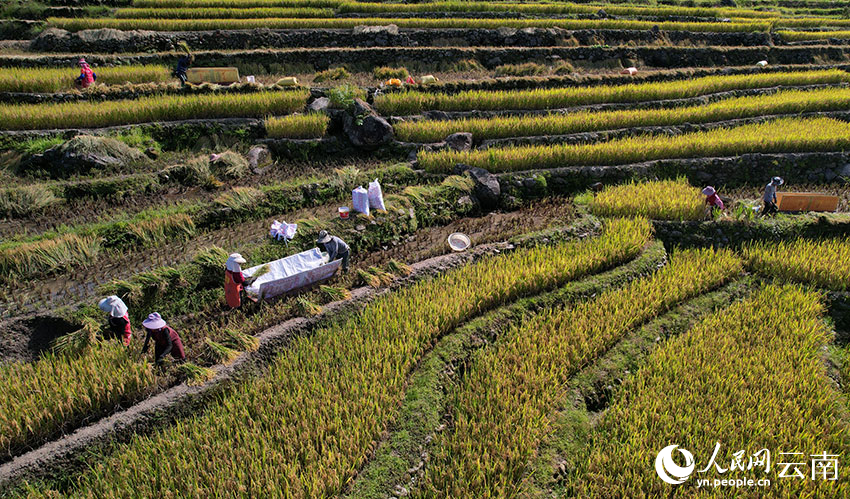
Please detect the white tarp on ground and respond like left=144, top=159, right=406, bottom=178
left=243, top=248, right=328, bottom=296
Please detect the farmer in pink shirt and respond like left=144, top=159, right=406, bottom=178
left=75, top=58, right=96, bottom=89
left=702, top=186, right=725, bottom=211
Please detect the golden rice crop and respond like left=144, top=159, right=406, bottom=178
left=0, top=90, right=308, bottom=131
left=418, top=117, right=850, bottom=173
left=0, top=342, right=154, bottom=457
left=375, top=69, right=850, bottom=115
left=776, top=17, right=850, bottom=27
left=47, top=16, right=770, bottom=33
left=591, top=178, right=705, bottom=221
left=416, top=248, right=742, bottom=497
left=0, top=65, right=171, bottom=94
left=177, top=362, right=216, bottom=386
left=337, top=1, right=777, bottom=19
left=742, top=237, right=850, bottom=291
left=569, top=285, right=848, bottom=498
left=265, top=113, right=330, bottom=139
left=133, top=0, right=341, bottom=6
left=58, top=218, right=652, bottom=497
left=115, top=6, right=332, bottom=18
left=395, top=86, right=850, bottom=142
left=778, top=29, right=850, bottom=41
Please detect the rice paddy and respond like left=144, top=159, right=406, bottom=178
left=1, top=0, right=849, bottom=496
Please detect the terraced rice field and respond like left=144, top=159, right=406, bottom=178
left=0, top=0, right=849, bottom=496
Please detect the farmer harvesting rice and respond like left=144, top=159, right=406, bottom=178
left=141, top=313, right=186, bottom=365
left=174, top=42, right=194, bottom=87
left=317, top=230, right=350, bottom=273
left=225, top=253, right=257, bottom=309
left=702, top=186, right=724, bottom=212
left=97, top=295, right=132, bottom=346
left=762, top=176, right=783, bottom=216
left=74, top=58, right=96, bottom=89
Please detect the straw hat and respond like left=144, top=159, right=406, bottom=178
left=142, top=312, right=167, bottom=330
left=701, top=186, right=716, bottom=196
left=98, top=296, right=128, bottom=318
left=316, top=230, right=331, bottom=244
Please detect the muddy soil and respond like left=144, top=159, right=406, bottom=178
left=0, top=315, right=77, bottom=363
left=357, top=197, right=576, bottom=268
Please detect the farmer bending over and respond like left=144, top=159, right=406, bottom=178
left=75, top=58, right=96, bottom=89
left=98, top=295, right=132, bottom=346
left=762, top=176, right=783, bottom=217
left=317, top=230, right=350, bottom=273
left=702, top=186, right=724, bottom=214
left=141, top=313, right=186, bottom=365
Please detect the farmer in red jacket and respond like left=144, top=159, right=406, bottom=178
left=141, top=313, right=185, bottom=365
left=225, top=253, right=259, bottom=309
left=75, top=58, right=96, bottom=89
left=98, top=295, right=132, bottom=346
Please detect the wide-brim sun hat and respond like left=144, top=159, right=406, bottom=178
left=702, top=186, right=716, bottom=196
left=98, top=296, right=128, bottom=318
left=226, top=253, right=247, bottom=272
left=142, top=312, right=167, bottom=330
left=772, top=176, right=784, bottom=185
left=316, top=230, right=331, bottom=244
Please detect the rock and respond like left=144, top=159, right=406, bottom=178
left=720, top=0, right=736, bottom=6
left=77, top=28, right=143, bottom=45
left=29, top=28, right=70, bottom=50
left=596, top=8, right=608, bottom=18
left=466, top=166, right=501, bottom=209
left=444, top=132, right=473, bottom=152
left=246, top=145, right=271, bottom=170
left=25, top=135, right=147, bottom=178
left=825, top=169, right=837, bottom=182
left=353, top=24, right=398, bottom=36
left=307, top=97, right=331, bottom=114
left=839, top=163, right=850, bottom=179
left=457, top=195, right=476, bottom=210
left=343, top=99, right=394, bottom=149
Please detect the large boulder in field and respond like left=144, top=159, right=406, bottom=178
left=77, top=28, right=145, bottom=45
left=343, top=99, right=394, bottom=149
left=455, top=164, right=500, bottom=209
left=444, top=132, right=473, bottom=152
left=28, top=28, right=70, bottom=51
left=307, top=97, right=331, bottom=114
left=246, top=144, right=272, bottom=171
left=353, top=24, right=399, bottom=36
left=26, top=135, right=147, bottom=178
